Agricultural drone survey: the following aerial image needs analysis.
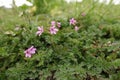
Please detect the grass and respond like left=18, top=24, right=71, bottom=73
left=0, top=0, right=120, bottom=32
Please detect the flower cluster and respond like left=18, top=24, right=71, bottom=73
left=69, top=18, right=79, bottom=31
left=50, top=21, right=60, bottom=34
left=51, top=21, right=61, bottom=28
left=24, top=19, right=79, bottom=58
left=25, top=21, right=61, bottom=58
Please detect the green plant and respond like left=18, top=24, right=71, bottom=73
left=0, top=0, right=120, bottom=80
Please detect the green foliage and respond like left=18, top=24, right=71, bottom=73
left=102, top=23, right=120, bottom=39
left=1, top=19, right=120, bottom=80
left=0, top=0, right=120, bottom=80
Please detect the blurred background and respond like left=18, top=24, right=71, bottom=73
left=0, top=0, right=120, bottom=32
left=0, top=0, right=120, bottom=8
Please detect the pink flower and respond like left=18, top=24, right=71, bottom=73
left=51, top=21, right=56, bottom=26
left=75, top=26, right=79, bottom=31
left=81, top=12, right=86, bottom=16
left=70, top=18, right=77, bottom=25
left=57, top=22, right=61, bottom=28
left=25, top=53, right=32, bottom=58
left=50, top=26, right=58, bottom=34
left=24, top=46, right=37, bottom=58
left=36, top=26, right=44, bottom=36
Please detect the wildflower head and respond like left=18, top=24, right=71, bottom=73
left=50, top=26, right=58, bottom=34
left=57, top=22, right=61, bottom=28
left=75, top=26, right=79, bottom=31
left=81, top=12, right=86, bottom=16
left=24, top=46, right=36, bottom=58
left=36, top=26, right=44, bottom=36
left=70, top=18, right=77, bottom=25
left=51, top=21, right=56, bottom=26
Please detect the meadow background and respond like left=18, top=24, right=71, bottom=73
left=0, top=0, right=120, bottom=80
